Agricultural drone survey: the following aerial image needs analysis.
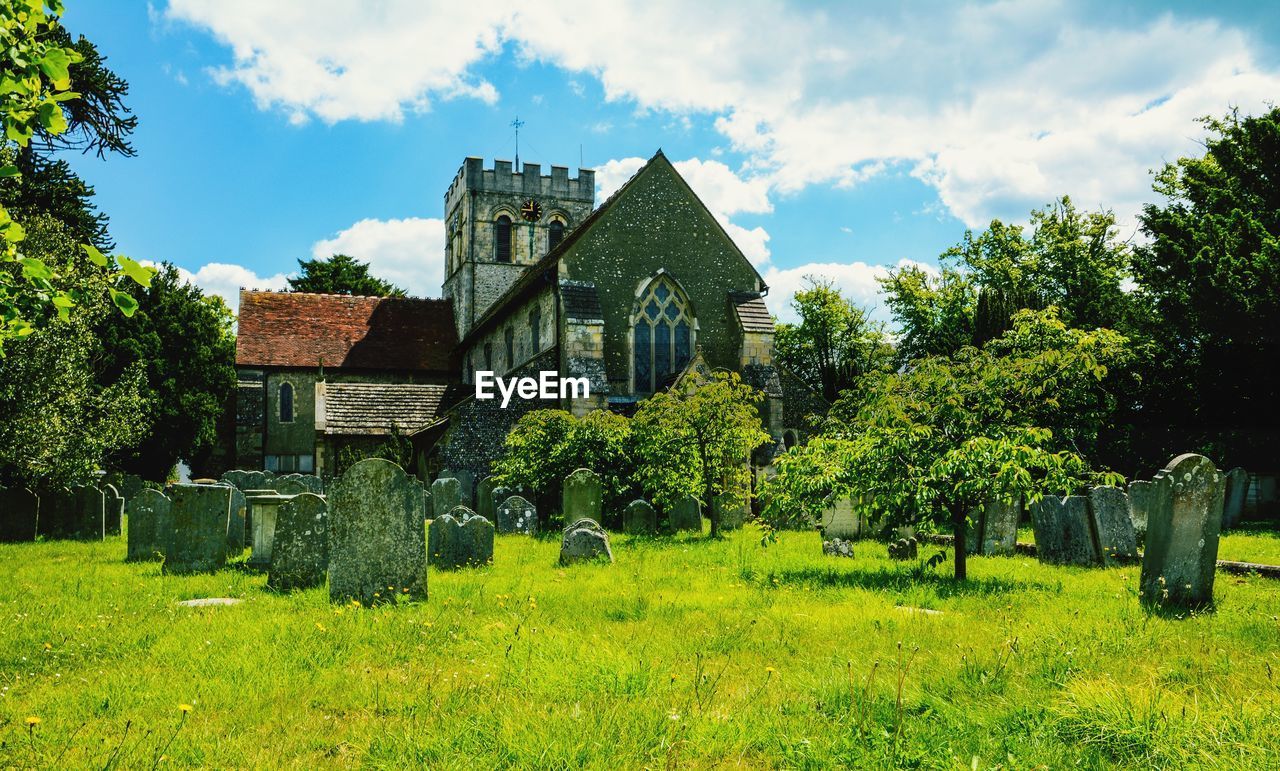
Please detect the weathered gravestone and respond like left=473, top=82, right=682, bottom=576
left=126, top=488, right=171, bottom=561
left=242, top=470, right=272, bottom=492
left=431, top=477, right=462, bottom=518
left=820, top=497, right=860, bottom=540
left=268, top=493, right=329, bottom=591
left=273, top=476, right=311, bottom=496
left=69, top=485, right=105, bottom=541
left=220, top=470, right=250, bottom=490
left=622, top=499, right=658, bottom=535
left=559, top=518, right=613, bottom=565
left=888, top=537, right=919, bottom=560
left=246, top=493, right=293, bottom=569
left=223, top=485, right=247, bottom=553
left=476, top=476, right=497, bottom=522
left=164, top=484, right=231, bottom=574
left=0, top=486, right=39, bottom=542
left=102, top=484, right=125, bottom=536
left=1221, top=467, right=1248, bottom=530
left=439, top=469, right=475, bottom=506
left=1032, top=495, right=1099, bottom=567
left=711, top=491, right=747, bottom=531
left=496, top=495, right=538, bottom=535
left=36, top=487, right=74, bottom=538
left=979, top=498, right=1021, bottom=557
left=1088, top=486, right=1138, bottom=565
left=1127, top=480, right=1153, bottom=543
left=428, top=506, right=495, bottom=569
left=668, top=495, right=702, bottom=533
left=1140, top=454, right=1223, bottom=610
left=328, top=458, right=427, bottom=605
left=562, top=468, right=602, bottom=522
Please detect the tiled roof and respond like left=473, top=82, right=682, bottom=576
left=561, top=281, right=603, bottom=321
left=237, top=291, right=457, bottom=372
left=730, top=291, right=775, bottom=333
left=318, top=382, right=448, bottom=436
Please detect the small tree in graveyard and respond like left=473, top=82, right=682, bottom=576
left=774, top=277, right=894, bottom=402
left=632, top=371, right=770, bottom=537
left=288, top=253, right=405, bottom=297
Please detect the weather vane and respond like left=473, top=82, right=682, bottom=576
left=512, top=116, right=525, bottom=168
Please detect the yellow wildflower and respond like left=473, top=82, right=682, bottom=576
left=178, top=704, right=193, bottom=714
left=25, top=716, right=41, bottom=726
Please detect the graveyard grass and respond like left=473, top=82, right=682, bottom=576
left=3, top=530, right=1280, bottom=769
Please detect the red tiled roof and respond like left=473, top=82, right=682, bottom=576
left=236, top=291, right=458, bottom=371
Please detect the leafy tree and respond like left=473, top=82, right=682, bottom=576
left=774, top=277, right=893, bottom=402
left=632, top=371, right=770, bottom=537
left=879, top=263, right=976, bottom=364
left=288, top=254, right=406, bottom=297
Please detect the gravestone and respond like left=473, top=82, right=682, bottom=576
left=496, top=495, right=538, bottom=535
left=70, top=485, right=106, bottom=541
left=1140, top=454, right=1223, bottom=610
left=268, top=493, right=329, bottom=591
left=711, top=491, right=748, bottom=531
left=888, top=537, right=919, bottom=560
left=246, top=493, right=293, bottom=569
left=430, top=477, right=462, bottom=518
left=823, top=538, right=855, bottom=558
left=491, top=486, right=514, bottom=511
left=1032, top=495, right=1098, bottom=567
left=820, top=497, right=860, bottom=540
left=164, top=484, right=231, bottom=574
left=428, top=506, right=495, bottom=569
left=559, top=518, right=613, bottom=565
left=622, top=499, right=658, bottom=535
left=37, top=487, right=74, bottom=538
left=0, top=486, right=39, bottom=542
left=220, top=470, right=250, bottom=490
left=102, top=484, right=125, bottom=536
left=476, top=476, right=497, bottom=522
left=980, top=498, right=1020, bottom=557
left=273, top=476, right=310, bottom=496
left=1221, top=467, right=1248, bottom=530
left=1088, top=486, right=1138, bottom=565
left=1127, top=480, right=1153, bottom=543
left=242, top=470, right=272, bottom=491
left=327, top=458, right=427, bottom=605
left=126, top=488, right=172, bottom=561
left=562, top=468, right=602, bottom=522
left=224, top=485, right=247, bottom=553
left=668, top=495, right=702, bottom=533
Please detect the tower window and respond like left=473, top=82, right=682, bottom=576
left=529, top=306, right=542, bottom=353
left=633, top=275, right=694, bottom=394
left=484, top=342, right=493, bottom=371
left=504, top=326, right=515, bottom=369
left=279, top=382, right=294, bottom=423
left=494, top=215, right=512, bottom=263
left=548, top=220, right=565, bottom=253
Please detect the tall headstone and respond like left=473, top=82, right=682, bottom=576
left=1032, top=495, right=1098, bottom=567
left=1088, top=486, right=1138, bottom=565
left=430, top=477, right=462, bottom=518
left=1221, top=467, right=1248, bottom=530
left=1140, top=454, right=1223, bottom=610
left=711, top=491, right=748, bottom=531
left=428, top=506, right=495, bottom=569
left=560, top=518, right=613, bottom=565
left=328, top=458, right=427, bottom=605
left=476, top=476, right=497, bottom=522
left=496, top=495, right=538, bottom=535
left=668, top=495, right=702, bottom=533
left=126, top=489, right=172, bottom=561
left=622, top=499, right=658, bottom=535
left=1127, top=480, right=1153, bottom=543
left=980, top=498, right=1021, bottom=557
left=225, top=485, right=248, bottom=553
left=820, top=497, right=860, bottom=540
left=102, top=484, right=125, bottom=536
left=36, top=487, right=74, bottom=538
left=562, top=468, right=602, bottom=522
left=164, top=484, right=231, bottom=574
left=0, top=486, right=39, bottom=542
left=268, top=493, right=329, bottom=591
left=246, top=493, right=293, bottom=569
left=70, top=485, right=106, bottom=541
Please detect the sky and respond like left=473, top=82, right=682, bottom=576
left=55, top=1, right=1280, bottom=322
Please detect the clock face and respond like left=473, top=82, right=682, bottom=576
left=520, top=198, right=543, bottom=221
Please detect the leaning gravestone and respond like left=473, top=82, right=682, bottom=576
left=70, top=485, right=106, bottom=541
left=476, top=476, right=497, bottom=521
left=1221, top=467, right=1248, bottom=530
left=1088, top=486, right=1138, bottom=565
left=246, top=493, right=293, bottom=569
left=127, top=488, right=172, bottom=561
left=164, top=484, right=231, bottom=574
left=102, top=484, right=125, bottom=537
left=980, top=498, right=1021, bottom=557
left=428, top=506, right=494, bottom=569
left=668, top=495, right=702, bottom=533
left=622, top=499, right=658, bottom=535
left=712, top=491, right=748, bottom=531
left=268, top=493, right=329, bottom=591
left=0, top=486, right=39, bottom=542
left=328, top=458, right=427, bottom=605
left=1127, top=480, right=1153, bottom=543
left=559, top=518, right=613, bottom=565
left=496, top=495, right=538, bottom=535
left=820, top=497, right=860, bottom=540
left=224, top=485, right=248, bottom=553
left=430, top=477, right=462, bottom=518
left=1140, top=454, right=1223, bottom=610
left=562, top=468, right=603, bottom=523
left=1032, top=495, right=1099, bottom=567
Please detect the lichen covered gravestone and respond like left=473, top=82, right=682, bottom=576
left=273, top=476, right=310, bottom=496
left=0, top=486, right=39, bottom=542
left=430, top=477, right=462, bottom=518
left=268, top=493, right=329, bottom=591
left=560, top=518, right=613, bottom=565
left=1221, top=467, right=1248, bottom=530
left=102, top=484, right=125, bottom=536
left=428, top=506, right=494, bottom=569
left=562, top=468, right=602, bottom=523
left=164, top=484, right=231, bottom=574
left=622, top=499, right=658, bottom=534
left=711, top=491, right=747, bottom=531
left=1032, top=495, right=1098, bottom=567
left=224, top=485, right=248, bottom=553
left=126, top=488, right=172, bottom=561
left=328, top=458, right=427, bottom=605
left=820, top=497, right=860, bottom=540
left=980, top=498, right=1020, bottom=557
left=1140, top=454, right=1223, bottom=610
left=1127, top=480, right=1153, bottom=543
left=246, top=493, right=293, bottom=569
left=1088, top=486, right=1138, bottom=565
left=668, top=495, right=702, bottom=533
left=496, top=495, right=538, bottom=535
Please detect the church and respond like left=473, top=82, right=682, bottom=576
left=231, top=150, right=826, bottom=482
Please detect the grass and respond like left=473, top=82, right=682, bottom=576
left=2, top=528, right=1279, bottom=768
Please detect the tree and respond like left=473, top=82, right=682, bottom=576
left=288, top=254, right=405, bottom=297
left=774, top=277, right=893, bottom=402
left=879, top=263, right=976, bottom=364
left=632, top=371, right=770, bottom=537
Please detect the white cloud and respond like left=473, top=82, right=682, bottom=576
left=171, top=262, right=289, bottom=317
left=762, top=258, right=934, bottom=324
left=310, top=216, right=445, bottom=298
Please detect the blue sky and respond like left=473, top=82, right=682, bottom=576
left=56, top=1, right=1280, bottom=321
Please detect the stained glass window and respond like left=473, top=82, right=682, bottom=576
left=632, top=275, right=695, bottom=394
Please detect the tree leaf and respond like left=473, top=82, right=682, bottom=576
left=110, top=288, right=139, bottom=317
left=116, top=255, right=155, bottom=287
left=81, top=244, right=108, bottom=267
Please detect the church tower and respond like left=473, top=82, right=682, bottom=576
left=441, top=158, right=595, bottom=338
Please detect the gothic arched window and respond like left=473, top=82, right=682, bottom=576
left=494, top=215, right=513, bottom=263
left=504, top=326, right=515, bottom=369
left=633, top=275, right=694, bottom=394
left=279, top=382, right=294, bottom=423
left=548, top=219, right=565, bottom=253
left=529, top=306, right=542, bottom=353
left=483, top=342, right=493, bottom=371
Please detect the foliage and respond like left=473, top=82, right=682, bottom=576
left=774, top=277, right=894, bottom=402
left=336, top=428, right=415, bottom=478
left=879, top=263, right=976, bottom=364
left=632, top=370, right=770, bottom=537
left=287, top=253, right=406, bottom=297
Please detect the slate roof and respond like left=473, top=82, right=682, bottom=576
left=561, top=281, right=603, bottom=321
left=237, top=291, right=457, bottom=372
left=730, top=291, right=775, bottom=333
left=319, top=382, right=449, bottom=436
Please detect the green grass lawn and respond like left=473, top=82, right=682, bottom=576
left=2, top=529, right=1279, bottom=769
